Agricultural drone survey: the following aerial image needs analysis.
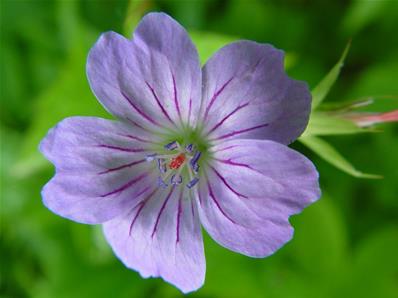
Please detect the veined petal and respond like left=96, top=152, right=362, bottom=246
left=103, top=187, right=205, bottom=293
left=196, top=139, right=320, bottom=257
left=40, top=117, right=157, bottom=224
left=201, top=41, right=311, bottom=144
left=87, top=13, right=201, bottom=131
left=264, top=79, right=311, bottom=144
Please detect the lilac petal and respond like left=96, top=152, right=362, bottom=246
left=103, top=187, right=205, bottom=293
left=262, top=79, right=311, bottom=144
left=87, top=13, right=201, bottom=131
left=40, top=117, right=157, bottom=224
left=201, top=41, right=311, bottom=144
left=196, top=139, right=320, bottom=257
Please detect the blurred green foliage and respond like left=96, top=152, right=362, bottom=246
left=1, top=0, right=397, bottom=297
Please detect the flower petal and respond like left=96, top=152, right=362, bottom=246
left=103, top=187, right=205, bottom=293
left=87, top=13, right=201, bottom=132
left=201, top=41, right=311, bottom=144
left=40, top=117, right=157, bottom=224
left=196, top=139, right=320, bottom=257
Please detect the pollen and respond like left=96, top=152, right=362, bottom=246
left=169, top=153, right=186, bottom=169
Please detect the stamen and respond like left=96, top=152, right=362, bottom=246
left=185, top=144, right=194, bottom=153
left=190, top=151, right=201, bottom=166
left=157, top=158, right=167, bottom=173
left=191, top=162, right=200, bottom=174
left=145, top=153, right=157, bottom=162
left=158, top=177, right=168, bottom=188
left=186, top=177, right=199, bottom=189
left=190, top=151, right=201, bottom=174
left=164, top=141, right=178, bottom=151
left=171, top=174, right=183, bottom=185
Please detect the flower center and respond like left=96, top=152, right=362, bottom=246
left=146, top=141, right=201, bottom=189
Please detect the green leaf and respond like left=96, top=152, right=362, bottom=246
left=311, top=42, right=351, bottom=110
left=287, top=194, right=348, bottom=280
left=190, top=31, right=238, bottom=65
left=342, top=0, right=390, bottom=35
left=199, top=232, right=264, bottom=298
left=13, top=6, right=108, bottom=178
left=190, top=30, right=296, bottom=68
left=346, top=226, right=398, bottom=298
left=123, top=0, right=150, bottom=36
left=299, top=135, right=382, bottom=178
left=302, top=112, right=375, bottom=137
left=354, top=226, right=398, bottom=278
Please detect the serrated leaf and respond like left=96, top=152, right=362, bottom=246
left=311, top=42, right=351, bottom=110
left=302, top=112, right=375, bottom=137
left=299, top=135, right=381, bottom=178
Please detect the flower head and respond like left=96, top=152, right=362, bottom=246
left=40, top=13, right=320, bottom=293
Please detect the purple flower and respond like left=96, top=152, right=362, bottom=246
left=40, top=13, right=320, bottom=293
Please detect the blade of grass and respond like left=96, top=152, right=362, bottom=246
left=299, top=135, right=382, bottom=179
left=311, top=41, right=351, bottom=110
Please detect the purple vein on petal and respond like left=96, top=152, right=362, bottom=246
left=176, top=189, right=183, bottom=243
left=151, top=186, right=175, bottom=238
left=212, top=145, right=239, bottom=153
left=188, top=97, right=192, bottom=126
left=211, top=123, right=269, bottom=141
left=100, top=172, right=149, bottom=197
left=215, top=158, right=266, bottom=177
left=98, top=159, right=146, bottom=175
left=203, top=77, right=234, bottom=120
left=96, top=144, right=147, bottom=153
left=190, top=196, right=195, bottom=218
left=171, top=72, right=182, bottom=120
left=119, top=134, right=154, bottom=144
left=207, top=183, right=237, bottom=224
left=206, top=102, right=250, bottom=136
left=210, top=166, right=248, bottom=198
left=120, top=91, right=161, bottom=126
left=145, top=81, right=175, bottom=125
left=129, top=188, right=158, bottom=236
left=214, top=158, right=253, bottom=170
left=126, top=117, right=155, bottom=134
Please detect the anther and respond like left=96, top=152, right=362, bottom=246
left=145, top=153, right=157, bottom=162
left=186, top=177, right=199, bottom=189
left=171, top=174, right=183, bottom=185
left=191, top=162, right=200, bottom=174
left=190, top=151, right=201, bottom=166
left=164, top=141, right=178, bottom=151
left=158, top=177, right=168, bottom=188
left=157, top=158, right=167, bottom=173
left=185, top=144, right=194, bottom=153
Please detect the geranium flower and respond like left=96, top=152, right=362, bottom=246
left=40, top=13, right=320, bottom=293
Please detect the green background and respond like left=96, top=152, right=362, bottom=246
left=1, top=0, right=397, bottom=297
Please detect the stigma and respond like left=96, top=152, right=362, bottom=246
left=169, top=153, right=186, bottom=169
left=146, top=141, right=201, bottom=189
